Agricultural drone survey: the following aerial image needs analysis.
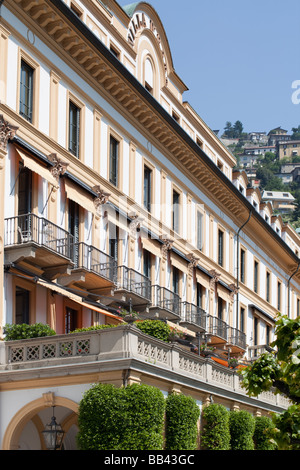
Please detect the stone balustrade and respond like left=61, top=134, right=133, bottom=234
left=0, top=325, right=290, bottom=411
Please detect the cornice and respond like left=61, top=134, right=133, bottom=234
left=5, top=0, right=300, bottom=276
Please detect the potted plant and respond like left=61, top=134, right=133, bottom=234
left=228, top=357, right=239, bottom=369
left=116, top=307, right=140, bottom=324
left=200, top=344, right=216, bottom=357
left=168, top=328, right=186, bottom=343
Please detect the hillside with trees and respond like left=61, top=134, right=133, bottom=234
left=221, top=122, right=300, bottom=229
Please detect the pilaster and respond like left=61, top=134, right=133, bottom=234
left=0, top=115, right=18, bottom=334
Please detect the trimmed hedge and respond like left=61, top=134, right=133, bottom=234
left=165, top=393, right=200, bottom=450
left=254, top=416, right=277, bottom=450
left=77, top=383, right=165, bottom=450
left=201, top=404, right=230, bottom=450
left=70, top=324, right=117, bottom=333
left=3, top=323, right=56, bottom=341
left=229, top=410, right=255, bottom=450
left=135, top=319, right=171, bottom=342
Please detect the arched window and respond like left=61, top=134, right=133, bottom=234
left=144, top=57, right=154, bottom=94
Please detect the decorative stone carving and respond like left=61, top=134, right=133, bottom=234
left=228, top=283, right=239, bottom=301
left=0, top=115, right=18, bottom=152
left=160, top=234, right=174, bottom=261
left=92, top=185, right=111, bottom=214
left=209, top=269, right=221, bottom=291
left=48, top=153, right=69, bottom=181
left=187, top=253, right=199, bottom=277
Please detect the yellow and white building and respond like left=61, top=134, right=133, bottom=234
left=0, top=0, right=298, bottom=449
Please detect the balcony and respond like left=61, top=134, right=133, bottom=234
left=180, top=302, right=207, bottom=332
left=4, top=213, right=73, bottom=278
left=67, top=242, right=117, bottom=292
left=114, top=266, right=152, bottom=308
left=226, top=326, right=247, bottom=353
left=149, top=285, right=181, bottom=321
left=247, top=344, right=272, bottom=362
left=206, top=315, right=228, bottom=346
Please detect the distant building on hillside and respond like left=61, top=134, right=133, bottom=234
left=248, top=132, right=268, bottom=145
left=268, top=127, right=291, bottom=146
left=261, top=190, right=296, bottom=214
left=277, top=140, right=300, bottom=160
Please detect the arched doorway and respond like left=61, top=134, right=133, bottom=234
left=2, top=393, right=79, bottom=450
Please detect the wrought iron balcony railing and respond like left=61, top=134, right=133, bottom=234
left=73, top=242, right=117, bottom=283
left=227, top=326, right=247, bottom=350
left=181, top=302, right=207, bottom=330
left=117, top=266, right=152, bottom=301
left=152, top=285, right=181, bottom=316
left=207, top=314, right=228, bottom=341
left=4, top=213, right=74, bottom=260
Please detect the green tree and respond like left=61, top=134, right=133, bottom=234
left=239, top=315, right=300, bottom=449
left=291, top=125, right=300, bottom=140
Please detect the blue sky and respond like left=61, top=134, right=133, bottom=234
left=118, top=0, right=300, bottom=136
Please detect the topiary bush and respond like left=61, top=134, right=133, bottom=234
left=77, top=383, right=165, bottom=450
left=165, top=393, right=200, bottom=450
left=201, top=403, right=230, bottom=450
left=121, top=383, right=166, bottom=450
left=135, top=319, right=171, bottom=342
left=229, top=410, right=255, bottom=450
left=253, top=415, right=277, bottom=450
left=4, top=323, right=56, bottom=341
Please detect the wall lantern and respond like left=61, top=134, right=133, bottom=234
left=42, top=407, right=65, bottom=450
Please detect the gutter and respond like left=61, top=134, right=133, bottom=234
left=288, top=260, right=300, bottom=317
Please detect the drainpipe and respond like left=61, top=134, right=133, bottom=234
left=236, top=210, right=252, bottom=329
left=288, top=260, right=300, bottom=318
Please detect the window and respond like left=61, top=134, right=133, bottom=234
left=266, top=325, right=270, bottom=346
left=144, top=58, right=153, bottom=94
left=218, top=229, right=224, bottom=267
left=143, top=166, right=152, bottom=212
left=277, top=281, right=281, bottom=311
left=196, top=212, right=203, bottom=251
left=172, top=190, right=180, bottom=234
left=196, top=283, right=203, bottom=309
left=266, top=271, right=270, bottom=302
left=173, top=267, right=180, bottom=295
left=15, top=286, right=30, bottom=324
left=143, top=250, right=151, bottom=279
left=68, top=200, right=80, bottom=264
left=18, top=164, right=32, bottom=216
left=109, top=136, right=119, bottom=186
left=217, top=296, right=224, bottom=320
left=20, top=60, right=34, bottom=122
left=254, top=317, right=258, bottom=345
left=69, top=101, right=80, bottom=158
left=65, top=307, right=78, bottom=334
left=240, top=248, right=245, bottom=283
left=109, top=224, right=119, bottom=262
left=240, top=307, right=245, bottom=333
left=110, top=44, right=120, bottom=59
left=254, top=260, right=259, bottom=293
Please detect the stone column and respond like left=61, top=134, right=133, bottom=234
left=0, top=115, right=18, bottom=335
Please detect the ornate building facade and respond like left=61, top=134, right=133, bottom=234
left=0, top=0, right=298, bottom=449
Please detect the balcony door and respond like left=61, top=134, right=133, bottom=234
left=65, top=306, right=78, bottom=334
left=68, top=200, right=79, bottom=264
left=18, top=164, right=32, bottom=243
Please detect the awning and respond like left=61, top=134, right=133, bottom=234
left=16, top=148, right=59, bottom=188
left=141, top=236, right=161, bottom=258
left=36, top=278, right=119, bottom=320
left=64, top=178, right=96, bottom=214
